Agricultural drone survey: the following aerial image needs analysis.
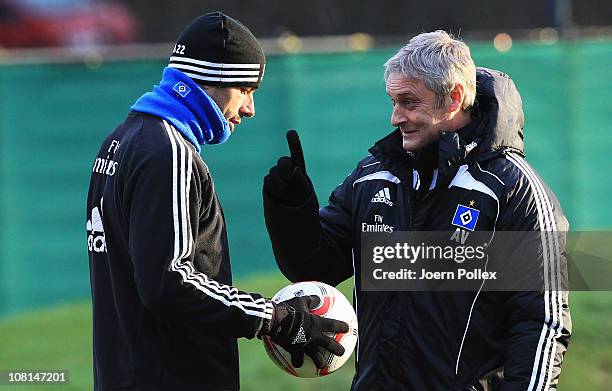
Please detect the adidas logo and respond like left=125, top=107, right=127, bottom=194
left=371, top=188, right=393, bottom=206
left=87, top=205, right=106, bottom=253
left=292, top=326, right=307, bottom=345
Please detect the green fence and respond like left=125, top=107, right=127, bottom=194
left=1, top=40, right=611, bottom=316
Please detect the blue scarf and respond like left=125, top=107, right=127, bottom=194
left=131, top=67, right=231, bottom=152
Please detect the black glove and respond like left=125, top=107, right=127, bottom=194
left=266, top=295, right=349, bottom=368
left=264, top=130, right=314, bottom=206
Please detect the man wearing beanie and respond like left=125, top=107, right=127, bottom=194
left=86, top=12, right=347, bottom=390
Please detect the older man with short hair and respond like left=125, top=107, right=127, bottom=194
left=264, top=30, right=571, bottom=390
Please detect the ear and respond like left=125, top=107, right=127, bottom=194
left=446, top=83, right=465, bottom=113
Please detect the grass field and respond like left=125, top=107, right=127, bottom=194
left=1, top=273, right=610, bottom=390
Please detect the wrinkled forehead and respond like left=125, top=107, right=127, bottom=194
left=385, top=73, right=428, bottom=96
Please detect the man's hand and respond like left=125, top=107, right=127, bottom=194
left=264, top=130, right=313, bottom=206
left=265, top=295, right=349, bottom=368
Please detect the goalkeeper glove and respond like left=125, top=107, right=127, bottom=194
left=263, top=295, right=349, bottom=368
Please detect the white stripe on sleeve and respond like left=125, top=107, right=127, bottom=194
left=162, top=121, right=273, bottom=319
left=507, top=152, right=562, bottom=391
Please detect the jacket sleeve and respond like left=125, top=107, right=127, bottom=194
left=124, top=122, right=273, bottom=339
left=263, top=169, right=356, bottom=286
left=495, top=155, right=571, bottom=390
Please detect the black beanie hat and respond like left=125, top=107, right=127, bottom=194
left=169, top=11, right=265, bottom=88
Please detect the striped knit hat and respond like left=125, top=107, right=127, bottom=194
left=169, top=11, right=265, bottom=88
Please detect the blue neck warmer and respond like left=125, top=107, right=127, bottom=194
left=131, top=67, right=231, bottom=152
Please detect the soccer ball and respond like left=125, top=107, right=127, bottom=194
left=262, top=281, right=358, bottom=377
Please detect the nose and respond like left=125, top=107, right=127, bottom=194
left=240, top=92, right=255, bottom=118
left=391, top=105, right=405, bottom=127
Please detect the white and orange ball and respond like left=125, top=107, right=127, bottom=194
left=262, top=281, right=358, bottom=377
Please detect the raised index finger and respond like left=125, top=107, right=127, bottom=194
left=286, top=129, right=306, bottom=173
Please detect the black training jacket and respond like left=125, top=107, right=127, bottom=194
left=87, top=112, right=273, bottom=391
left=264, top=68, right=571, bottom=390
